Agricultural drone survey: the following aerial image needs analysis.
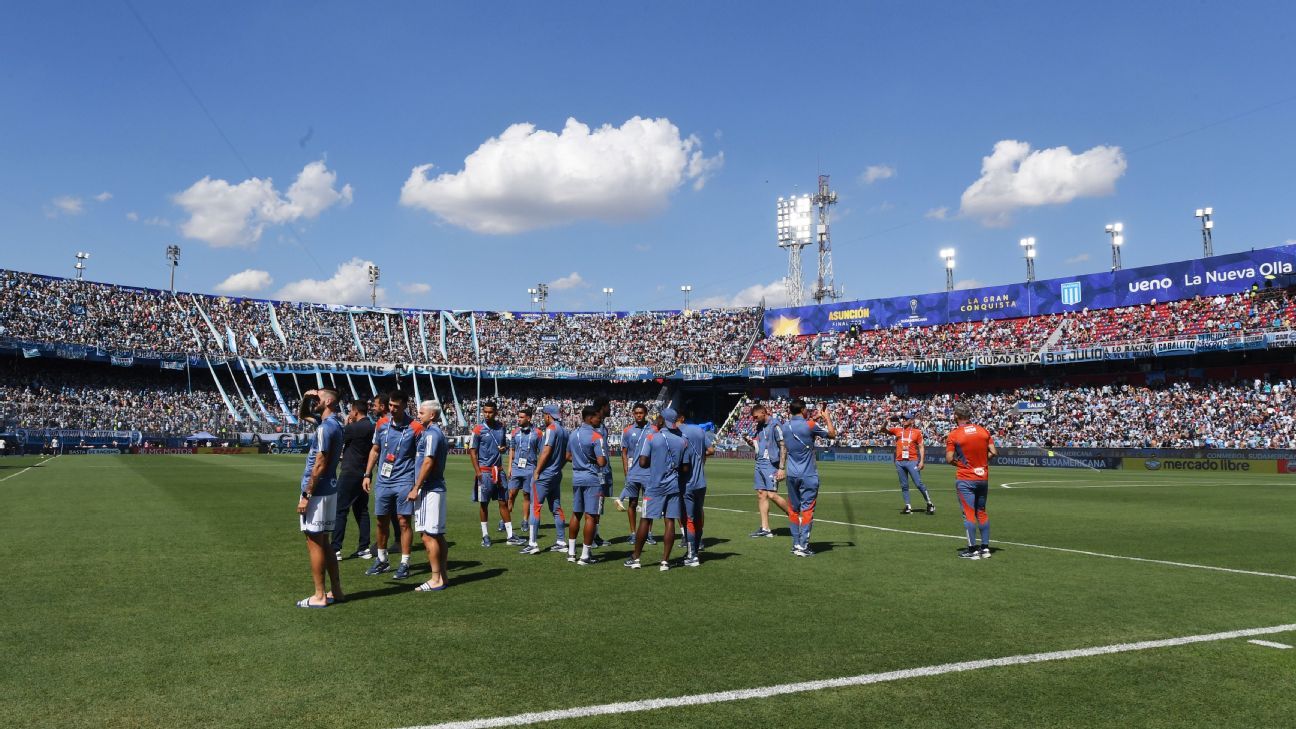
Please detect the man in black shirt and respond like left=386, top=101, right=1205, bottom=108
left=332, top=399, right=376, bottom=559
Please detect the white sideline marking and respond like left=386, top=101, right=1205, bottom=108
left=1248, top=639, right=1293, bottom=649
left=710, top=488, right=897, bottom=497
left=402, top=623, right=1296, bottom=729
left=0, top=455, right=59, bottom=483
left=705, top=507, right=1296, bottom=581
left=999, top=479, right=1296, bottom=489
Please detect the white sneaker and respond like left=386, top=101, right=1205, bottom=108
left=659, top=561, right=670, bottom=572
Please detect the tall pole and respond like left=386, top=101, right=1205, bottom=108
left=602, top=287, right=614, bottom=314
left=74, top=251, right=90, bottom=281
left=680, top=284, right=692, bottom=311
left=811, top=174, right=840, bottom=303
left=166, top=245, right=181, bottom=293
left=529, top=283, right=548, bottom=312
left=1105, top=223, right=1124, bottom=271
left=1019, top=237, right=1036, bottom=282
left=940, top=249, right=955, bottom=292
left=367, top=264, right=380, bottom=306
left=1195, top=207, right=1214, bottom=257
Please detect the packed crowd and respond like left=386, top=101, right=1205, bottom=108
left=748, top=290, right=1296, bottom=365
left=728, top=378, right=1295, bottom=450
left=0, top=270, right=759, bottom=371
left=453, top=385, right=666, bottom=442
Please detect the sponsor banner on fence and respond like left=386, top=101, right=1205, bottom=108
left=195, top=446, right=261, bottom=455
left=1128, top=457, right=1277, bottom=473
left=69, top=448, right=122, bottom=455
left=1276, top=459, right=1296, bottom=474
left=131, top=447, right=198, bottom=455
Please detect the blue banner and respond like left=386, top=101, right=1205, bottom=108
left=765, top=244, right=1296, bottom=335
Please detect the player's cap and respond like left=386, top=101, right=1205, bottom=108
left=541, top=405, right=559, bottom=417
left=660, top=407, right=678, bottom=423
left=901, top=411, right=915, bottom=420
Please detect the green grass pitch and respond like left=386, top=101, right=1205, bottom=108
left=2, top=454, right=1294, bottom=728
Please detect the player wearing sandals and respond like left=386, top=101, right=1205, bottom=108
left=295, top=389, right=345, bottom=608
left=410, top=400, right=450, bottom=591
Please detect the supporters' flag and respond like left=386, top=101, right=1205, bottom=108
left=225, top=326, right=239, bottom=354
left=21, top=347, right=40, bottom=358
left=383, top=313, right=392, bottom=348
left=447, top=374, right=466, bottom=427
left=426, top=374, right=448, bottom=426
left=417, top=312, right=430, bottom=360
left=203, top=356, right=243, bottom=422
left=400, top=314, right=415, bottom=359
left=469, top=312, right=480, bottom=359
left=223, top=361, right=257, bottom=420
left=365, top=374, right=377, bottom=396
left=344, top=373, right=360, bottom=402
left=347, top=312, right=366, bottom=359
left=266, top=303, right=288, bottom=346
left=160, top=360, right=186, bottom=371
left=838, top=364, right=854, bottom=378
left=110, top=354, right=134, bottom=367
left=237, top=358, right=276, bottom=423
left=264, top=371, right=298, bottom=424
left=410, top=369, right=422, bottom=405
left=247, top=333, right=263, bottom=356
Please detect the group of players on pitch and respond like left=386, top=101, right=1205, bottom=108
left=291, top=387, right=996, bottom=608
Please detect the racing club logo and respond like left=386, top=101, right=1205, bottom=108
left=1060, top=281, right=1082, bottom=306
left=1143, top=459, right=1161, bottom=470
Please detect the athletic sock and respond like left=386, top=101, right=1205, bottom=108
left=400, top=554, right=410, bottom=564
left=568, top=539, right=577, bottom=556
left=480, top=521, right=489, bottom=537
left=377, top=549, right=388, bottom=562
left=505, top=523, right=514, bottom=538
left=581, top=545, right=591, bottom=560
left=529, top=521, right=537, bottom=545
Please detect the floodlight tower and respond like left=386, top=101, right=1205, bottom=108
left=1019, top=237, right=1037, bottom=282
left=1195, top=207, right=1214, bottom=257
left=74, top=251, right=90, bottom=281
left=680, top=284, right=692, bottom=310
left=776, top=194, right=813, bottom=306
left=811, top=175, right=842, bottom=304
left=528, top=283, right=549, bottom=312
left=940, top=248, right=955, bottom=291
left=367, top=264, right=380, bottom=306
left=166, top=245, right=180, bottom=292
left=1105, top=223, right=1124, bottom=271
left=602, top=287, right=614, bottom=313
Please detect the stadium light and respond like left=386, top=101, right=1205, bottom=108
left=939, top=248, right=955, bottom=291
left=680, top=284, right=692, bottom=311
left=166, top=245, right=180, bottom=293
left=74, top=251, right=90, bottom=281
left=1195, top=207, right=1214, bottom=257
left=1105, top=223, right=1124, bottom=271
left=1019, top=237, right=1037, bottom=282
left=602, top=287, right=614, bottom=314
left=529, top=283, right=549, bottom=312
left=366, top=264, right=380, bottom=307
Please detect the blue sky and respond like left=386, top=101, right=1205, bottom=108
left=2, top=1, right=1294, bottom=312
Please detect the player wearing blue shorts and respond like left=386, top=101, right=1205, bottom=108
left=884, top=412, right=934, bottom=515
left=616, top=403, right=657, bottom=545
left=565, top=405, right=608, bottom=566
left=362, top=390, right=424, bottom=579
left=746, top=401, right=791, bottom=538
left=505, top=407, right=541, bottom=546
left=591, top=396, right=614, bottom=548
left=625, top=408, right=694, bottom=572
left=295, top=388, right=345, bottom=608
left=678, top=409, right=715, bottom=567
left=409, top=400, right=450, bottom=591
left=520, top=405, right=569, bottom=555
left=469, top=401, right=509, bottom=548
left=781, top=399, right=836, bottom=557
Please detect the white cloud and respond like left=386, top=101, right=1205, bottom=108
left=400, top=282, right=431, bottom=295
left=1065, top=252, right=1091, bottom=265
left=399, top=116, right=723, bottom=234
left=276, top=258, right=382, bottom=306
left=214, top=269, right=274, bottom=294
left=959, top=140, right=1126, bottom=225
left=867, top=201, right=895, bottom=214
left=925, top=206, right=950, bottom=220
left=143, top=216, right=171, bottom=227
left=173, top=160, right=353, bottom=247
left=126, top=211, right=140, bottom=222
left=696, top=278, right=795, bottom=309
left=861, top=164, right=895, bottom=184
left=49, top=196, right=84, bottom=216
left=953, top=278, right=985, bottom=290
left=548, top=272, right=586, bottom=290
left=93, top=191, right=112, bottom=202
